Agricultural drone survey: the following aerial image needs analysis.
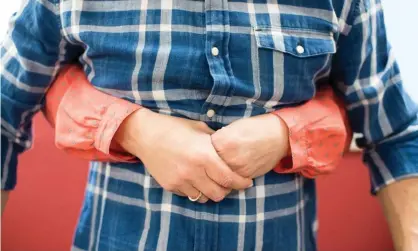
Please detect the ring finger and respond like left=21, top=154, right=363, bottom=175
left=179, top=184, right=209, bottom=203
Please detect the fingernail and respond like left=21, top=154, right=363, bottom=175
left=247, top=181, right=254, bottom=188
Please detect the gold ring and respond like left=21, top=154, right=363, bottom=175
left=188, top=192, right=202, bottom=202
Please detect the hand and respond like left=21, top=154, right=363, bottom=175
left=114, top=109, right=253, bottom=203
left=211, top=113, right=289, bottom=179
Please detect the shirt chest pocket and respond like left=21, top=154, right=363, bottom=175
left=253, top=27, right=337, bottom=106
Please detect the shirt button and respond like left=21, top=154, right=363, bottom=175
left=211, top=47, right=219, bottom=56
left=296, top=45, right=305, bottom=54
left=206, top=109, right=215, bottom=118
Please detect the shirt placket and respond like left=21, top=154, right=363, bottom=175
left=201, top=0, right=235, bottom=128
left=193, top=0, right=233, bottom=251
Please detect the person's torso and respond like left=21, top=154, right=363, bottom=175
left=60, top=0, right=343, bottom=128
left=64, top=1, right=344, bottom=250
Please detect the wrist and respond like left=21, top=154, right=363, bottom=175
left=269, top=113, right=290, bottom=158
left=113, top=108, right=153, bottom=157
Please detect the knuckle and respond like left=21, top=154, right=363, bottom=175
left=198, top=196, right=209, bottom=204
left=224, top=138, right=236, bottom=148
left=187, top=151, right=206, bottom=165
left=219, top=175, right=233, bottom=188
left=236, top=166, right=252, bottom=178
left=213, top=137, right=228, bottom=150
left=208, top=189, right=226, bottom=202
left=211, top=131, right=222, bottom=144
left=162, top=179, right=181, bottom=192
left=162, top=183, right=175, bottom=191
left=227, top=156, right=244, bottom=168
left=177, top=168, right=191, bottom=182
left=212, top=133, right=231, bottom=149
left=212, top=195, right=225, bottom=202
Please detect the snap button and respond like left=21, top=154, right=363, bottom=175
left=206, top=109, right=215, bottom=118
left=211, top=47, right=219, bottom=56
left=296, top=45, right=305, bottom=54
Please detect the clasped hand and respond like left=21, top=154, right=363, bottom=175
left=115, top=109, right=289, bottom=203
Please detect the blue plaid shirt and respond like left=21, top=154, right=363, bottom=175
left=2, top=0, right=418, bottom=250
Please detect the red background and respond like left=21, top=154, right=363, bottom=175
left=1, top=115, right=394, bottom=251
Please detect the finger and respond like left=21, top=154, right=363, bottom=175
left=179, top=184, right=209, bottom=203
left=196, top=122, right=216, bottom=134
left=205, top=154, right=253, bottom=190
left=192, top=176, right=230, bottom=202
left=197, top=194, right=209, bottom=203
left=173, top=189, right=186, bottom=197
left=202, top=127, right=215, bottom=135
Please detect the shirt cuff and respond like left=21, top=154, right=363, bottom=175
left=271, top=87, right=351, bottom=178
left=95, top=99, right=139, bottom=155
left=365, top=136, right=418, bottom=195
left=271, top=110, right=312, bottom=176
left=52, top=65, right=141, bottom=162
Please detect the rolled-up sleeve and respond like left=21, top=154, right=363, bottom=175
left=272, top=86, right=352, bottom=178
left=1, top=0, right=80, bottom=190
left=44, top=65, right=140, bottom=162
left=330, top=0, right=418, bottom=194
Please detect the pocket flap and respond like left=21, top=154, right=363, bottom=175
left=254, top=27, right=336, bottom=58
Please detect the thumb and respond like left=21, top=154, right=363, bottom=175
left=195, top=121, right=216, bottom=134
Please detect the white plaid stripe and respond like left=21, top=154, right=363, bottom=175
left=88, top=163, right=102, bottom=251
left=94, top=163, right=111, bottom=251
left=237, top=189, right=246, bottom=251
left=85, top=180, right=308, bottom=223
left=138, top=169, right=151, bottom=251
left=154, top=3, right=174, bottom=247
left=266, top=2, right=285, bottom=106
left=255, top=176, right=266, bottom=251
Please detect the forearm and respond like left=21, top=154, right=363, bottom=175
left=377, top=178, right=418, bottom=251
left=1, top=191, right=9, bottom=215
left=360, top=118, right=418, bottom=251
left=113, top=108, right=160, bottom=158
